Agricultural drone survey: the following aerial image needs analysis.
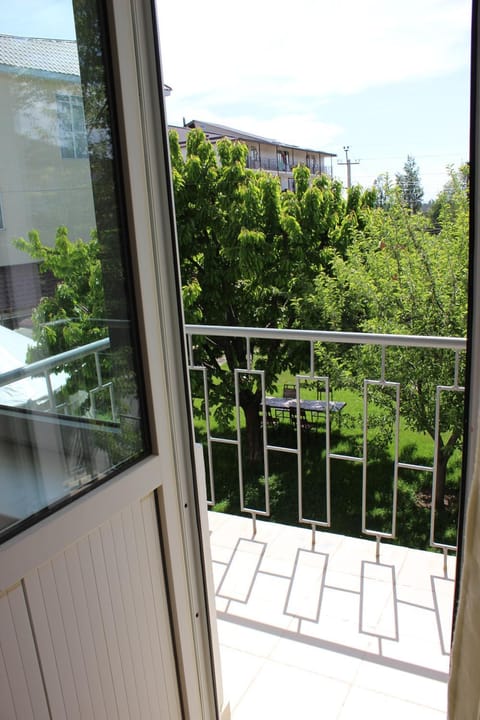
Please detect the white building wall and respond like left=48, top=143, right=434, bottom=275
left=0, top=71, right=96, bottom=268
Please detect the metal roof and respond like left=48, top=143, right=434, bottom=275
left=0, top=34, right=79, bottom=77
left=184, top=119, right=337, bottom=157
left=0, top=34, right=172, bottom=96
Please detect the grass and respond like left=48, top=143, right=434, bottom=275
left=191, top=370, right=461, bottom=552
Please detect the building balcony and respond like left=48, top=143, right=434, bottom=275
left=245, top=156, right=331, bottom=178
left=187, top=323, right=464, bottom=718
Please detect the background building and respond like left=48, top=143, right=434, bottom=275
left=0, top=34, right=96, bottom=325
left=173, top=118, right=336, bottom=191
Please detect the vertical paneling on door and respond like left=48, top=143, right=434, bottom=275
left=0, top=583, right=50, bottom=719
left=0, top=491, right=182, bottom=719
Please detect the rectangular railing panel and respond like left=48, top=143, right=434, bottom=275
left=186, top=325, right=465, bottom=558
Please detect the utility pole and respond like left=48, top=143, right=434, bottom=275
left=338, top=146, right=360, bottom=189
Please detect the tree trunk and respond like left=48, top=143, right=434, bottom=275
left=241, top=396, right=262, bottom=462
left=435, top=447, right=448, bottom=511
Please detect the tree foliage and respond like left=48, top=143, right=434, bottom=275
left=170, top=128, right=374, bottom=458
left=306, top=166, right=468, bottom=505
left=395, top=155, right=424, bottom=212
left=13, top=226, right=106, bottom=358
left=12, top=226, right=108, bottom=404
left=373, top=172, right=394, bottom=209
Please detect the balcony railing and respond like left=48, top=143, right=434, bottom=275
left=0, top=326, right=465, bottom=565
left=185, top=324, right=466, bottom=564
left=0, top=336, right=114, bottom=418
left=245, top=156, right=330, bottom=177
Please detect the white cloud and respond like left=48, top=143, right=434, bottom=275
left=160, top=0, right=471, bottom=199
left=158, top=0, right=470, bottom=102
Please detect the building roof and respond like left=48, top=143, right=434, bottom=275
left=182, top=119, right=336, bottom=158
left=0, top=33, right=172, bottom=95
left=0, top=34, right=79, bottom=77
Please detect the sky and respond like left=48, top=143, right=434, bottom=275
left=1, top=0, right=472, bottom=200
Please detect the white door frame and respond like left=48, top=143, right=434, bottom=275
left=0, top=1, right=220, bottom=717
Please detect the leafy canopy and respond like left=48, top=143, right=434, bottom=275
left=13, top=226, right=106, bottom=361
left=170, top=128, right=374, bottom=454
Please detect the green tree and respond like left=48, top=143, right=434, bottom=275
left=13, top=226, right=105, bottom=357
left=373, top=172, right=394, bottom=209
left=428, top=163, right=469, bottom=230
left=12, top=226, right=107, bottom=401
left=170, top=128, right=373, bottom=459
left=396, top=155, right=424, bottom=212
left=311, top=167, right=468, bottom=506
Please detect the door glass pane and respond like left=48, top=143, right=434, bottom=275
left=0, top=2, right=150, bottom=541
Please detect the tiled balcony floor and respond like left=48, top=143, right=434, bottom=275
left=208, top=511, right=456, bottom=720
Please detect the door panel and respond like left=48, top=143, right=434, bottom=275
left=0, top=492, right=182, bottom=720
left=0, top=1, right=219, bottom=718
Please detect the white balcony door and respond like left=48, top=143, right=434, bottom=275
left=0, top=1, right=218, bottom=718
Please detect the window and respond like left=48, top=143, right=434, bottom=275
left=0, top=5, right=150, bottom=542
left=56, top=93, right=88, bottom=159
left=277, top=149, right=289, bottom=171
left=306, top=154, right=316, bottom=172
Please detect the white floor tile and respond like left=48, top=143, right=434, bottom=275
left=338, top=686, right=446, bottom=720
left=209, top=512, right=454, bottom=720
left=218, top=644, right=266, bottom=713
left=353, top=658, right=449, bottom=711
left=217, top=616, right=283, bottom=659
left=270, top=634, right=364, bottom=684
left=284, top=547, right=328, bottom=621
left=224, top=572, right=297, bottom=631
left=360, top=561, right=397, bottom=639
left=231, top=659, right=350, bottom=720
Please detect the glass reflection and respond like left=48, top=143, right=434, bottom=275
left=0, top=1, right=149, bottom=540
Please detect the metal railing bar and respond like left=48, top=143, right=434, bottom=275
left=430, top=385, right=464, bottom=552
left=362, top=528, right=397, bottom=540
left=94, top=352, right=103, bottom=386
left=0, top=337, right=110, bottom=387
left=266, top=445, right=299, bottom=455
left=234, top=368, right=270, bottom=516
left=88, top=381, right=117, bottom=422
left=301, top=517, right=330, bottom=529
left=189, top=365, right=216, bottom=505
left=188, top=334, right=194, bottom=366
left=392, top=384, right=401, bottom=538
left=362, top=379, right=400, bottom=542
left=454, top=350, right=462, bottom=388
left=398, top=462, right=433, bottom=473
left=44, top=371, right=56, bottom=411
left=329, top=453, right=364, bottom=462
left=243, top=507, right=270, bottom=517
left=185, top=324, right=466, bottom=351
left=296, top=374, right=331, bottom=529
left=432, top=540, right=457, bottom=551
